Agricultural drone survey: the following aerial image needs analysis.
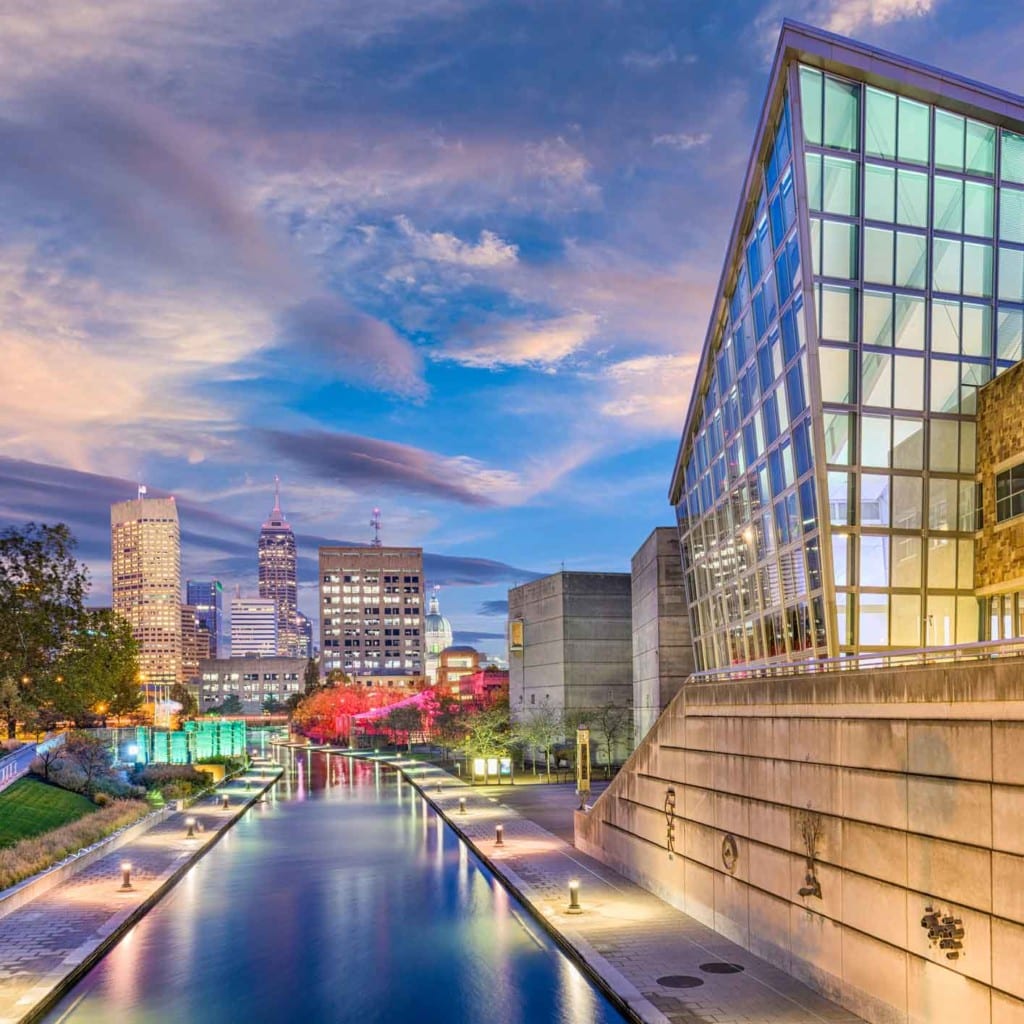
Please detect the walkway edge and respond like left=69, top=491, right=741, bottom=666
left=14, top=767, right=282, bottom=1024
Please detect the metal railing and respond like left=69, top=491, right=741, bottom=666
left=688, top=636, right=1024, bottom=685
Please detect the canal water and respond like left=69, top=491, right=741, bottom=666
left=46, top=746, right=627, bottom=1024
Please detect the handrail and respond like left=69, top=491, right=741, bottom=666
left=688, top=636, right=1024, bottom=684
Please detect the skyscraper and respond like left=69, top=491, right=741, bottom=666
left=258, top=478, right=298, bottom=657
left=319, top=546, right=424, bottom=686
left=186, top=579, right=223, bottom=657
left=670, top=21, right=1024, bottom=670
left=111, top=489, right=182, bottom=697
left=230, top=597, right=279, bottom=657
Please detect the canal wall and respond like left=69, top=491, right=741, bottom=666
left=574, top=659, right=1024, bottom=1024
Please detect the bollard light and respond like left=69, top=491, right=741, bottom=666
left=566, top=879, right=582, bottom=914
left=458, top=797, right=466, bottom=814
left=495, top=824, right=504, bottom=847
left=119, top=860, right=134, bottom=891
left=436, top=784, right=442, bottom=794
left=221, top=794, right=230, bottom=809
left=185, top=816, right=196, bottom=839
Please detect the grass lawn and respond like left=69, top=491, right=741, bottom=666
left=0, top=778, right=97, bottom=847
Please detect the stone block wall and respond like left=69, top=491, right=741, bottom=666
left=575, top=659, right=1024, bottom=1024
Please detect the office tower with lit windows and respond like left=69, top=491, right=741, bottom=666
left=670, top=22, right=1024, bottom=670
left=258, top=479, right=299, bottom=657
left=186, top=579, right=223, bottom=658
left=319, top=546, right=424, bottom=687
left=230, top=597, right=279, bottom=657
left=111, top=490, right=182, bottom=696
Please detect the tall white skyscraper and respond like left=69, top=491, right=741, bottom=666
left=258, top=478, right=299, bottom=656
left=231, top=597, right=279, bottom=657
left=111, top=489, right=182, bottom=697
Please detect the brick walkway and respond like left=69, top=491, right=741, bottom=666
left=388, top=756, right=864, bottom=1024
left=0, top=763, right=281, bottom=1024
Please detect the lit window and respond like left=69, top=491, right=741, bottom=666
left=996, top=464, right=1024, bottom=523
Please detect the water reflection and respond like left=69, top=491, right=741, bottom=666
left=46, top=747, right=625, bottom=1024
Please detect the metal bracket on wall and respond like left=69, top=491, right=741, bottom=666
left=664, top=787, right=677, bottom=859
left=921, top=905, right=965, bottom=960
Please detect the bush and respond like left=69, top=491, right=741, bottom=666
left=93, top=792, right=111, bottom=807
left=132, top=764, right=212, bottom=796
left=0, top=799, right=149, bottom=891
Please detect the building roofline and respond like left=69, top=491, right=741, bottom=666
left=669, top=20, right=1024, bottom=505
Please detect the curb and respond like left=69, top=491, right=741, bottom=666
left=12, top=767, right=282, bottom=1024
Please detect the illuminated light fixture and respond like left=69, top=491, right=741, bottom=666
left=185, top=816, right=197, bottom=839
left=495, top=824, right=505, bottom=846
left=119, top=861, right=134, bottom=891
left=459, top=797, right=466, bottom=814
left=566, top=879, right=583, bottom=914
left=221, top=794, right=230, bottom=809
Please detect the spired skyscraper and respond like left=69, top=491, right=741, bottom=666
left=258, top=478, right=299, bottom=657
left=111, top=488, right=182, bottom=698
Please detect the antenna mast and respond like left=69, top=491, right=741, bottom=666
left=370, top=508, right=382, bottom=547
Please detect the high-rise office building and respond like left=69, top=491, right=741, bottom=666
left=258, top=479, right=299, bottom=657
left=670, top=21, right=1024, bottom=670
left=180, top=604, right=209, bottom=685
left=230, top=597, right=279, bottom=657
left=186, top=579, right=223, bottom=658
left=111, top=490, right=182, bottom=696
left=296, top=611, right=314, bottom=659
left=319, top=546, right=424, bottom=686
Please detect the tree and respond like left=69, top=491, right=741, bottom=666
left=62, top=731, right=114, bottom=795
left=460, top=694, right=512, bottom=760
left=429, top=693, right=466, bottom=762
left=303, top=658, right=320, bottom=694
left=0, top=523, right=88, bottom=738
left=325, top=668, right=350, bottom=687
left=262, top=696, right=284, bottom=714
left=209, top=694, right=243, bottom=716
left=384, top=705, right=422, bottom=751
left=170, top=682, right=198, bottom=718
left=514, top=701, right=564, bottom=780
left=586, top=701, right=634, bottom=778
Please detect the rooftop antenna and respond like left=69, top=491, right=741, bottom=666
left=138, top=483, right=147, bottom=500
left=272, top=475, right=282, bottom=517
left=370, top=508, right=382, bottom=547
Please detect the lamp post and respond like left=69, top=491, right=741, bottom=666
left=119, top=861, right=133, bottom=891
left=495, top=824, right=504, bottom=847
left=458, top=797, right=466, bottom=814
left=566, top=879, right=582, bottom=914
left=185, top=816, right=196, bottom=839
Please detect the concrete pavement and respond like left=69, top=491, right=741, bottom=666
left=388, top=756, right=865, bottom=1024
left=0, top=762, right=281, bottom=1024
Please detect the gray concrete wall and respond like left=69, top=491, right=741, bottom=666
left=576, top=657, right=1024, bottom=1024
left=631, top=527, right=695, bottom=745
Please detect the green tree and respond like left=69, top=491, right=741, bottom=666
left=262, top=696, right=284, bottom=714
left=514, top=702, right=564, bottom=780
left=384, top=705, right=422, bottom=751
left=213, top=694, right=243, bottom=716
left=460, top=695, right=512, bottom=759
left=585, top=701, right=634, bottom=778
left=430, top=693, right=466, bottom=762
left=62, top=731, right=114, bottom=795
left=325, top=669, right=350, bottom=688
left=303, top=659, right=320, bottom=694
left=0, top=523, right=88, bottom=738
left=170, top=682, right=198, bottom=718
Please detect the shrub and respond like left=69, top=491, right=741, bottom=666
left=0, top=799, right=150, bottom=891
left=132, top=764, right=212, bottom=799
left=93, top=792, right=112, bottom=807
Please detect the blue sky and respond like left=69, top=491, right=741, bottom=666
left=2, top=0, right=1022, bottom=653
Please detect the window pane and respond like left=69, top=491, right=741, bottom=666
left=931, top=298, right=960, bottom=354
left=897, top=170, right=929, bottom=228
left=893, top=417, right=924, bottom=469
left=859, top=592, right=890, bottom=645
left=898, top=97, right=930, bottom=165
left=800, top=67, right=823, bottom=146
left=832, top=532, right=850, bottom=582
left=824, top=77, right=859, bottom=151
left=819, top=346, right=854, bottom=403
left=961, top=302, right=991, bottom=358
left=959, top=479, right=977, bottom=532
left=934, top=109, right=964, bottom=172
left=822, top=156, right=858, bottom=216
left=819, top=284, right=856, bottom=341
left=863, top=290, right=892, bottom=347
left=933, top=238, right=961, bottom=293
left=927, top=594, right=955, bottom=646
left=865, top=87, right=897, bottom=159
left=965, top=121, right=995, bottom=177
left=821, top=220, right=857, bottom=278
left=964, top=182, right=994, bottom=237
left=894, top=357, right=924, bottom=411
left=893, top=478, right=923, bottom=531
left=959, top=422, right=976, bottom=473
left=861, top=415, right=890, bottom=467
left=862, top=352, right=892, bottom=407
left=861, top=533, right=890, bottom=586
left=896, top=232, right=927, bottom=290
left=957, top=596, right=979, bottom=644
left=998, top=306, right=1024, bottom=361
left=823, top=412, right=852, bottom=464
left=930, top=360, right=960, bottom=413
left=829, top=473, right=852, bottom=526
left=928, top=480, right=958, bottom=532
left=1000, top=187, right=1024, bottom=244
left=894, top=295, right=925, bottom=349
left=862, top=474, right=890, bottom=524
left=864, top=227, right=894, bottom=285
left=805, top=153, right=822, bottom=211
left=891, top=594, right=921, bottom=646
left=929, top=419, right=959, bottom=472
left=962, top=242, right=992, bottom=298
left=865, top=163, right=895, bottom=222
left=934, top=176, right=962, bottom=233
left=1002, top=130, right=1024, bottom=185
left=998, top=246, right=1024, bottom=303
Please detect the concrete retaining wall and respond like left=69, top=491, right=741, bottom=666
left=576, top=657, right=1024, bottom=1024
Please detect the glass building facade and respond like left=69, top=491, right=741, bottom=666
left=670, top=23, right=1024, bottom=670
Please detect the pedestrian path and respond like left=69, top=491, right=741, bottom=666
left=383, top=756, right=864, bottom=1024
left=0, top=762, right=281, bottom=1024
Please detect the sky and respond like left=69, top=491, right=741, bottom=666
left=2, top=0, right=1023, bottom=655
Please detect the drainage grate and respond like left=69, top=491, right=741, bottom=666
left=699, top=962, right=745, bottom=974
left=656, top=975, right=705, bottom=988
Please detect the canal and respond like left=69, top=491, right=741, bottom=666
left=46, top=746, right=628, bottom=1024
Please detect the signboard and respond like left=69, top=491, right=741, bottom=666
left=576, top=726, right=591, bottom=806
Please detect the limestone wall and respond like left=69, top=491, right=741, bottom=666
left=575, top=659, right=1024, bottom=1024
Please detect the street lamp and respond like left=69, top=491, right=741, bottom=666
left=185, top=816, right=196, bottom=839
left=119, top=861, right=134, bottom=891
left=566, top=879, right=583, bottom=914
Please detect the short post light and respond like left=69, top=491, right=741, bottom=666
left=566, top=879, right=583, bottom=914
left=221, top=793, right=230, bottom=809
left=119, top=860, right=134, bottom=891
left=458, top=797, right=466, bottom=814
left=185, top=816, right=197, bottom=839
left=495, top=824, right=504, bottom=847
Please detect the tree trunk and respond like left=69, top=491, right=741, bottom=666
left=6, top=716, right=16, bottom=740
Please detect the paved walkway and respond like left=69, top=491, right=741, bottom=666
left=387, top=756, right=864, bottom=1024
left=0, top=762, right=281, bottom=1024
left=471, top=778, right=610, bottom=843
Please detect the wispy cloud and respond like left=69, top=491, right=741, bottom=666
left=478, top=599, right=509, bottom=616
left=652, top=131, right=711, bottom=151
left=622, top=45, right=681, bottom=71
left=436, top=312, right=600, bottom=370
left=394, top=215, right=518, bottom=268
left=597, top=353, right=701, bottom=435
